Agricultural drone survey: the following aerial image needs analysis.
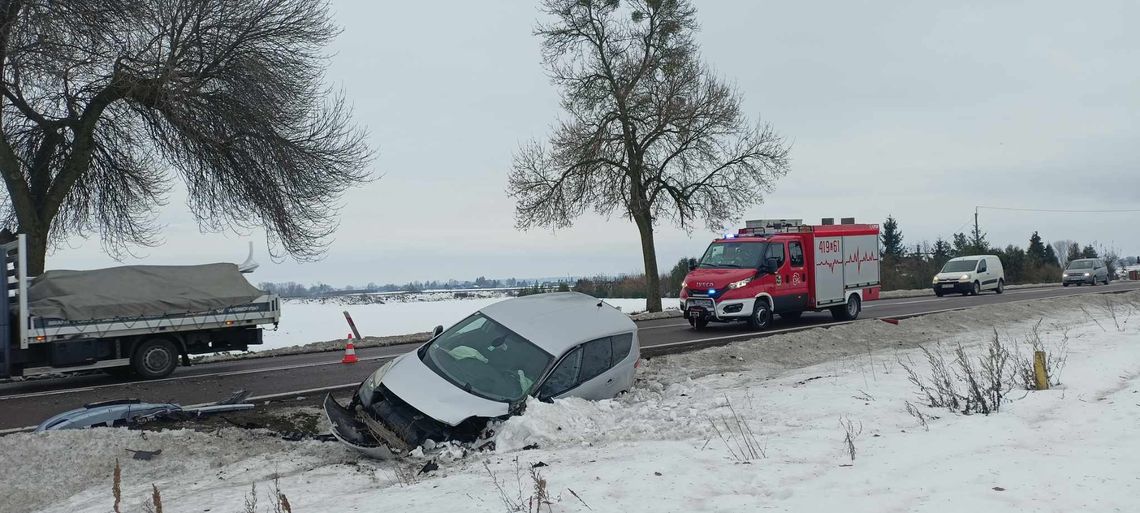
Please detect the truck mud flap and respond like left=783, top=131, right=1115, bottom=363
left=322, top=393, right=401, bottom=460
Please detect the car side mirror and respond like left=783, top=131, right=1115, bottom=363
left=764, top=257, right=779, bottom=273
left=431, top=325, right=444, bottom=338
left=687, top=258, right=698, bottom=271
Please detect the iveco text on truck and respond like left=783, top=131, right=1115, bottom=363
left=680, top=218, right=881, bottom=330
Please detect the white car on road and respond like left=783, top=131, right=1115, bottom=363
left=932, top=255, right=1005, bottom=296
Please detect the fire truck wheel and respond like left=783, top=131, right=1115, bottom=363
left=747, top=301, right=772, bottom=330
left=831, top=295, right=861, bottom=321
left=131, top=338, right=179, bottom=379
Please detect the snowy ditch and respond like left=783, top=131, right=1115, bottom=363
left=2, top=290, right=1138, bottom=513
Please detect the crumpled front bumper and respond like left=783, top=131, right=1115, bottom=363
left=322, top=393, right=405, bottom=459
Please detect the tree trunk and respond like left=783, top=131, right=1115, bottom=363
left=633, top=210, right=662, bottom=312
left=19, top=222, right=48, bottom=276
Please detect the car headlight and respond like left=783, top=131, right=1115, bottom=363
left=358, top=359, right=396, bottom=406
left=727, top=277, right=752, bottom=289
left=681, top=281, right=687, bottom=289
left=932, top=276, right=939, bottom=284
left=1084, top=273, right=1091, bottom=277
left=959, top=274, right=970, bottom=281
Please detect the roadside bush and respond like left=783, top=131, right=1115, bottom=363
left=899, top=330, right=1014, bottom=415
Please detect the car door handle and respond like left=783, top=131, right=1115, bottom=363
left=606, top=378, right=614, bottom=383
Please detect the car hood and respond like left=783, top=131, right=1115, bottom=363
left=685, top=268, right=758, bottom=290
left=380, top=352, right=511, bottom=426
left=935, top=272, right=971, bottom=280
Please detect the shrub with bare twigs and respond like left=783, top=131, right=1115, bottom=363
left=899, top=331, right=1014, bottom=415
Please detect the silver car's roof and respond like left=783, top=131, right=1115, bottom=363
left=479, top=292, right=636, bottom=355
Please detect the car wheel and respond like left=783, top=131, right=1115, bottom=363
left=779, top=311, right=803, bottom=321
left=747, top=300, right=771, bottom=330
left=1062, top=283, right=1069, bottom=287
left=934, top=289, right=945, bottom=297
left=970, top=281, right=981, bottom=296
left=995, top=279, right=1004, bottom=294
left=831, top=294, right=861, bottom=321
left=689, top=317, right=709, bottom=330
left=131, top=338, right=179, bottom=379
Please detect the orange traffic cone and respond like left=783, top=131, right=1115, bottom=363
left=341, top=333, right=358, bottom=364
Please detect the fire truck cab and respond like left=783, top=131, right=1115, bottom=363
left=679, top=218, right=881, bottom=330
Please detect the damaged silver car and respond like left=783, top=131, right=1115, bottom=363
left=324, top=292, right=640, bottom=458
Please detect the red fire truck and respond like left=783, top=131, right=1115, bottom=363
left=679, top=218, right=880, bottom=330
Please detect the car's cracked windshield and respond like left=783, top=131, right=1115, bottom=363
left=422, top=313, right=553, bottom=402
left=698, top=241, right=767, bottom=269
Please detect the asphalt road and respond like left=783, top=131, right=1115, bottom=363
left=2, top=281, right=1137, bottom=431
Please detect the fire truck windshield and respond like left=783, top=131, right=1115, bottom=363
left=698, top=242, right=768, bottom=269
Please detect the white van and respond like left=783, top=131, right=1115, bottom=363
left=931, top=255, right=1005, bottom=297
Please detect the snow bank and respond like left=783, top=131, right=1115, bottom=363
left=7, top=291, right=1138, bottom=513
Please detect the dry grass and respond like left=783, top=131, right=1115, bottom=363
left=483, top=457, right=558, bottom=513
left=392, top=462, right=419, bottom=487
left=899, top=330, right=1014, bottom=415
left=839, top=416, right=862, bottom=463
left=707, top=395, right=765, bottom=461
left=112, top=459, right=122, bottom=513
left=110, top=463, right=291, bottom=513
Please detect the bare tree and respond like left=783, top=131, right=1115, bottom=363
left=509, top=0, right=790, bottom=311
left=1052, top=240, right=1075, bottom=267
left=0, top=0, right=373, bottom=275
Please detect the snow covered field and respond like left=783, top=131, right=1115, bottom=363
left=263, top=296, right=675, bottom=350
left=4, top=291, right=1137, bottom=513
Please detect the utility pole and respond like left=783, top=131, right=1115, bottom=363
left=974, top=206, right=979, bottom=244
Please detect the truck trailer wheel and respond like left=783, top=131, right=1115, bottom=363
left=747, top=300, right=772, bottom=330
left=131, top=338, right=179, bottom=379
left=831, top=295, right=861, bottom=321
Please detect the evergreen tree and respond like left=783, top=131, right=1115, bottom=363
left=932, top=238, right=952, bottom=264
left=880, top=216, right=905, bottom=260
left=1067, top=243, right=1082, bottom=264
left=1044, top=244, right=1059, bottom=266
left=1027, top=231, right=1048, bottom=265
left=952, top=233, right=971, bottom=256
left=1081, top=245, right=1099, bottom=259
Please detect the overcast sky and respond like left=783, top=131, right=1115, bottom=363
left=49, top=0, right=1140, bottom=286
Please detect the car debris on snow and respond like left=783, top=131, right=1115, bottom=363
left=35, top=391, right=255, bottom=432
